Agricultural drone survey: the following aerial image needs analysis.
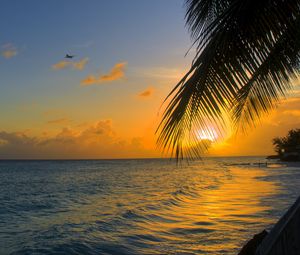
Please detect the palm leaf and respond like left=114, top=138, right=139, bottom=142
left=157, top=0, right=300, bottom=159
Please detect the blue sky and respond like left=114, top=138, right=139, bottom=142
left=0, top=0, right=190, bottom=71
left=0, top=0, right=195, bottom=158
left=0, top=0, right=192, bottom=128
left=0, top=0, right=299, bottom=159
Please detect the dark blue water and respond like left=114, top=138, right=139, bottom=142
left=0, top=157, right=299, bottom=254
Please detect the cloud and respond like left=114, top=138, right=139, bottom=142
left=73, top=58, right=89, bottom=70
left=1, top=43, right=18, bottom=59
left=0, top=131, right=37, bottom=148
left=0, top=119, right=155, bottom=159
left=81, top=62, right=127, bottom=86
left=52, top=58, right=89, bottom=70
left=80, top=75, right=98, bottom=86
left=138, top=87, right=155, bottom=98
left=99, top=62, right=126, bottom=82
left=52, top=60, right=70, bottom=70
left=47, top=118, right=71, bottom=125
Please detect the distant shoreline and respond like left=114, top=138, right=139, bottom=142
left=275, top=161, right=300, bottom=168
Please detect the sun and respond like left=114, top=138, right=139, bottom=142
left=196, top=128, right=218, bottom=142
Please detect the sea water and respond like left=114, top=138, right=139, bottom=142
left=0, top=157, right=299, bottom=255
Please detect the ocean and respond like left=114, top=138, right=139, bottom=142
left=0, top=157, right=299, bottom=255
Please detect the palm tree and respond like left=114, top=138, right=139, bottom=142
left=157, top=0, right=300, bottom=159
left=273, top=128, right=300, bottom=160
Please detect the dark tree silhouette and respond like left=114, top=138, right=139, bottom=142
left=157, top=0, right=300, bottom=159
left=273, top=129, right=300, bottom=160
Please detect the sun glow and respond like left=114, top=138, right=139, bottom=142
left=196, top=129, right=218, bottom=142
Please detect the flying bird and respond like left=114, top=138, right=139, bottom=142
left=65, top=54, right=75, bottom=59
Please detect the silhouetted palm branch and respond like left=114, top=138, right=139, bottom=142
left=157, top=0, right=300, bottom=159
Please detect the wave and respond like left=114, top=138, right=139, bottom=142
left=1, top=157, right=299, bottom=255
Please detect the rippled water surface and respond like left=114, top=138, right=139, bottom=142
left=1, top=157, right=300, bottom=254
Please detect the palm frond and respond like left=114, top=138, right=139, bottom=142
left=157, top=0, right=300, bottom=159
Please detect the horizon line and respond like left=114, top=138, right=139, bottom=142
left=0, top=155, right=269, bottom=161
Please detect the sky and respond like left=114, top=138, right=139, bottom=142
left=0, top=0, right=299, bottom=159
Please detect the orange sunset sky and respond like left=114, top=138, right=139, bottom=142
left=0, top=1, right=299, bottom=159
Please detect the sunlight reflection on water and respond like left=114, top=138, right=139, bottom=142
left=0, top=157, right=299, bottom=254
